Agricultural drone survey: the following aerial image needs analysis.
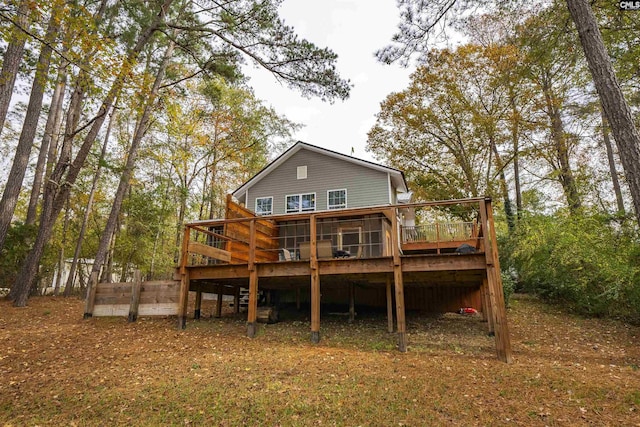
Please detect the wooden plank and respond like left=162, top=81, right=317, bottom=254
left=248, top=219, right=256, bottom=271
left=138, top=303, right=178, bottom=316
left=391, top=207, right=407, bottom=352
left=83, top=271, right=99, bottom=319
left=188, top=242, right=231, bottom=263
left=386, top=276, right=394, bottom=333
left=189, top=226, right=231, bottom=241
left=178, top=225, right=191, bottom=330
left=95, top=295, right=131, bottom=305
left=194, top=290, right=202, bottom=319
left=234, top=286, right=241, bottom=314
left=401, top=254, right=486, bottom=272
left=310, top=268, right=321, bottom=343
left=128, top=270, right=142, bottom=323
left=309, top=214, right=321, bottom=344
left=484, top=199, right=512, bottom=362
left=481, top=279, right=494, bottom=331
left=394, top=264, right=406, bottom=352
left=93, top=304, right=129, bottom=317
left=480, top=199, right=512, bottom=363
left=401, top=239, right=478, bottom=252
left=247, top=269, right=258, bottom=337
left=95, top=282, right=131, bottom=294
left=215, top=284, right=223, bottom=318
left=349, top=283, right=355, bottom=323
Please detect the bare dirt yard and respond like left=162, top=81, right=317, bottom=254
left=1, top=294, right=639, bottom=426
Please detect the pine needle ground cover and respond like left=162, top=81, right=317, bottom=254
left=1, top=295, right=639, bottom=426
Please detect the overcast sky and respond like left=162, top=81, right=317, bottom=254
left=244, top=0, right=413, bottom=162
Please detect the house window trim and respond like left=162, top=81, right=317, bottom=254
left=285, top=192, right=316, bottom=214
left=255, top=196, right=273, bottom=216
left=327, top=188, right=347, bottom=210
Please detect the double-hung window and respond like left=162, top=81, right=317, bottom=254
left=327, top=189, right=347, bottom=210
left=286, top=193, right=315, bottom=213
left=255, top=197, right=273, bottom=215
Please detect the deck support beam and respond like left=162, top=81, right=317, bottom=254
left=481, top=279, right=494, bottom=334
left=194, top=290, right=202, bottom=319
left=247, top=219, right=258, bottom=338
left=234, top=286, right=240, bottom=314
left=394, top=265, right=407, bottom=352
left=390, top=208, right=407, bottom=352
left=386, top=276, right=394, bottom=333
left=310, top=215, right=321, bottom=343
left=215, top=285, right=223, bottom=318
left=177, top=226, right=191, bottom=330
left=247, top=271, right=258, bottom=337
left=348, top=283, right=355, bottom=323
left=480, top=199, right=512, bottom=363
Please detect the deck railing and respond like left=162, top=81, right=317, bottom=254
left=181, top=198, right=488, bottom=267
left=401, top=221, right=476, bottom=244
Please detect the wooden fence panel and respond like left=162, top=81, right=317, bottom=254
left=92, top=278, right=180, bottom=318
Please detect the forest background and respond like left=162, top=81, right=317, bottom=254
left=1, top=0, right=639, bottom=323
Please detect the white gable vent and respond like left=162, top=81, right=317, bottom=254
left=297, top=165, right=307, bottom=179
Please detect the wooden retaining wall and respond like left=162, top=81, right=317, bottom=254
left=90, top=271, right=180, bottom=321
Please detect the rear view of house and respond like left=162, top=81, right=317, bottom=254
left=86, top=141, right=512, bottom=362
left=233, top=141, right=410, bottom=215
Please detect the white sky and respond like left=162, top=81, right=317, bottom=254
left=244, top=0, right=413, bottom=162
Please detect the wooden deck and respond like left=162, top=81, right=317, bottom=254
left=176, top=196, right=512, bottom=362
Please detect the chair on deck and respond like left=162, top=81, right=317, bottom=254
left=280, top=248, right=292, bottom=261
left=317, top=240, right=333, bottom=259
left=299, top=242, right=310, bottom=260
left=298, top=240, right=333, bottom=260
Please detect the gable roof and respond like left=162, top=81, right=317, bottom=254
left=232, top=141, right=408, bottom=200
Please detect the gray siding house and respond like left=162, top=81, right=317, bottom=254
left=233, top=141, right=409, bottom=215
left=232, top=142, right=411, bottom=259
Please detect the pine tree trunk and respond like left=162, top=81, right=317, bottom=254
left=12, top=0, right=174, bottom=307
left=25, top=66, right=68, bottom=226
left=509, top=92, right=523, bottom=218
left=54, top=196, right=71, bottom=296
left=489, top=136, right=515, bottom=232
left=542, top=76, right=582, bottom=213
left=0, top=0, right=29, bottom=138
left=566, top=0, right=640, bottom=226
left=600, top=108, right=625, bottom=215
left=89, top=41, right=175, bottom=281
left=0, top=4, right=61, bottom=251
left=64, top=105, right=116, bottom=296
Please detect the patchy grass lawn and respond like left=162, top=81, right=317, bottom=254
left=1, top=294, right=639, bottom=426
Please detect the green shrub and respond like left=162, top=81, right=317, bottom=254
left=505, top=212, right=640, bottom=322
left=501, top=270, right=516, bottom=307
left=0, top=222, right=37, bottom=290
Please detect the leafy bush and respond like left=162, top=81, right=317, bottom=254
left=501, top=270, right=516, bottom=307
left=505, top=212, right=640, bottom=322
left=0, top=222, right=37, bottom=290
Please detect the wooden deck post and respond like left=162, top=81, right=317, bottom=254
left=480, top=198, right=512, bottom=363
left=234, top=286, right=241, bottom=314
left=247, top=219, right=258, bottom=337
left=390, top=208, right=407, bottom=352
left=348, top=283, right=355, bottom=323
left=310, top=214, right=321, bottom=343
left=128, top=270, right=142, bottom=323
left=194, top=289, right=202, bottom=319
left=481, top=279, right=495, bottom=334
left=386, top=276, right=394, bottom=333
left=83, top=271, right=99, bottom=319
left=177, top=226, right=191, bottom=329
left=215, top=284, right=224, bottom=318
